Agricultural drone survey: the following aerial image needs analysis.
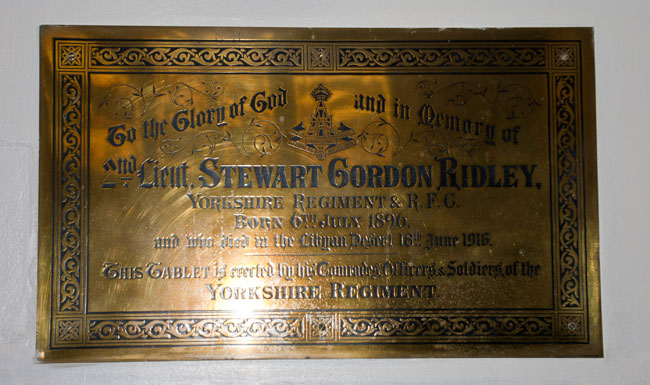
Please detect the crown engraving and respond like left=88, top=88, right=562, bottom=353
left=288, top=84, right=355, bottom=160
left=311, top=83, right=332, bottom=101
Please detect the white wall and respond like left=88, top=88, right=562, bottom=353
left=1, top=0, right=649, bottom=383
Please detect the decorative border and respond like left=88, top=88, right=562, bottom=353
left=337, top=45, right=546, bottom=68
left=58, top=73, right=82, bottom=312
left=552, top=45, right=577, bottom=70
left=78, top=313, right=554, bottom=345
left=308, top=313, right=337, bottom=341
left=555, top=74, right=582, bottom=309
left=84, top=42, right=548, bottom=70
left=88, top=316, right=304, bottom=342
left=90, top=45, right=303, bottom=68
left=59, top=44, right=84, bottom=68
left=339, top=314, right=553, bottom=339
left=308, top=45, right=334, bottom=70
left=55, top=317, right=83, bottom=344
left=558, top=313, right=585, bottom=338
left=49, top=37, right=591, bottom=350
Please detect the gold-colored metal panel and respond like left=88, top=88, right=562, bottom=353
left=37, top=26, right=601, bottom=361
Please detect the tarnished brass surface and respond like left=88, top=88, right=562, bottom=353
left=37, top=26, right=601, bottom=361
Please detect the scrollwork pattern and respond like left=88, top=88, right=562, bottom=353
left=159, top=118, right=284, bottom=158
left=88, top=318, right=304, bottom=340
left=99, top=81, right=224, bottom=119
left=556, top=75, right=581, bottom=308
left=59, top=74, right=82, bottom=312
left=91, top=46, right=302, bottom=67
left=241, top=119, right=283, bottom=157
left=340, top=316, right=552, bottom=338
left=339, top=47, right=545, bottom=68
left=494, top=83, right=542, bottom=119
left=416, top=80, right=541, bottom=119
left=358, top=118, right=401, bottom=157
left=416, top=80, right=488, bottom=105
left=160, top=130, right=232, bottom=156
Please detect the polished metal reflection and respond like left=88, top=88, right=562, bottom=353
left=37, top=26, right=602, bottom=361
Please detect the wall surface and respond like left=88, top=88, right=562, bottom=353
left=1, top=0, right=649, bottom=384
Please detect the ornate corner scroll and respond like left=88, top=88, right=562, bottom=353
left=59, top=44, right=84, bottom=68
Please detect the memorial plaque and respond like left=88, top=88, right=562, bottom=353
left=37, top=26, right=602, bottom=361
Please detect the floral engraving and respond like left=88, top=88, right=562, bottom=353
left=91, top=46, right=302, bottom=67
left=358, top=118, right=402, bottom=157
left=99, top=81, right=224, bottom=120
left=556, top=75, right=581, bottom=308
left=60, top=45, right=83, bottom=67
left=339, top=47, right=546, bottom=68
left=57, top=319, right=81, bottom=342
left=88, top=318, right=304, bottom=341
left=59, top=74, right=82, bottom=312
left=554, top=47, right=575, bottom=68
left=341, top=316, right=553, bottom=338
left=560, top=315, right=583, bottom=336
left=241, top=119, right=283, bottom=157
left=310, top=315, right=335, bottom=339
left=310, top=47, right=331, bottom=68
left=160, top=130, right=231, bottom=156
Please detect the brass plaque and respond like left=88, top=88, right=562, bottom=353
left=37, top=26, right=602, bottom=361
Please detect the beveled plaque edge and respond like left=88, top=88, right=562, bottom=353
left=36, top=25, right=602, bottom=361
